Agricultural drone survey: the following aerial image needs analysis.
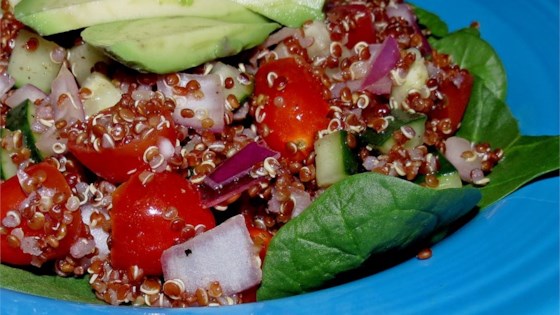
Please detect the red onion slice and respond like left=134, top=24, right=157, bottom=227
left=386, top=2, right=432, bottom=55
left=331, top=74, right=392, bottom=97
left=200, top=142, right=279, bottom=208
left=5, top=84, right=48, bottom=108
left=386, top=3, right=415, bottom=25
left=161, top=214, right=261, bottom=295
left=361, top=36, right=400, bottom=88
left=157, top=73, right=225, bottom=133
left=203, top=141, right=279, bottom=190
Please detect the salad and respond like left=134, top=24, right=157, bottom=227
left=1, top=0, right=558, bottom=309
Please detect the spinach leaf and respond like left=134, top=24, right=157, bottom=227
left=257, top=173, right=481, bottom=300
left=457, top=76, right=559, bottom=208
left=0, top=264, right=100, bottom=304
left=411, top=5, right=448, bottom=37
left=430, top=30, right=507, bottom=101
left=477, top=136, right=559, bottom=208
left=457, top=76, right=519, bottom=149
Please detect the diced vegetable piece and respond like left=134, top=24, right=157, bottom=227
left=161, top=214, right=262, bottom=295
left=80, top=205, right=110, bottom=259
left=50, top=65, right=85, bottom=126
left=111, top=171, right=215, bottom=275
left=314, top=130, right=358, bottom=187
left=359, top=109, right=427, bottom=154
left=361, top=36, right=399, bottom=89
left=0, top=73, right=15, bottom=98
left=390, top=48, right=429, bottom=107
left=0, top=129, right=19, bottom=179
left=67, top=43, right=112, bottom=86
left=416, top=153, right=462, bottom=189
left=7, top=29, right=64, bottom=93
left=444, top=136, right=484, bottom=184
left=1, top=162, right=87, bottom=266
left=203, top=141, right=279, bottom=189
left=157, top=73, right=226, bottom=133
left=209, top=61, right=253, bottom=104
left=4, top=83, right=47, bottom=109
left=81, top=72, right=122, bottom=117
left=5, top=100, right=45, bottom=161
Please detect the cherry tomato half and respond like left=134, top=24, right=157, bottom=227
left=429, top=70, right=474, bottom=134
left=328, top=4, right=377, bottom=49
left=68, top=104, right=177, bottom=184
left=254, top=57, right=330, bottom=162
left=247, top=226, right=272, bottom=262
left=110, top=171, right=215, bottom=275
left=0, top=162, right=86, bottom=266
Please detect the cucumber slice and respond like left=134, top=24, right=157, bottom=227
left=5, top=100, right=46, bottom=161
left=390, top=48, right=429, bottom=106
left=7, top=29, right=64, bottom=93
left=68, top=43, right=112, bottom=86
left=315, top=130, right=358, bottom=188
left=0, top=129, right=18, bottom=180
left=416, top=153, right=462, bottom=190
left=209, top=61, right=254, bottom=105
left=81, top=72, right=122, bottom=117
left=359, top=109, right=427, bottom=154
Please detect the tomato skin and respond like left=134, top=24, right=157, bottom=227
left=68, top=110, right=177, bottom=184
left=247, top=226, right=272, bottom=262
left=255, top=57, right=330, bottom=162
left=0, top=162, right=85, bottom=265
left=430, top=70, right=474, bottom=134
left=328, top=4, right=376, bottom=49
left=110, top=171, right=215, bottom=275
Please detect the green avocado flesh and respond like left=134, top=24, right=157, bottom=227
left=81, top=17, right=280, bottom=74
left=230, top=0, right=325, bottom=27
left=15, top=0, right=269, bottom=36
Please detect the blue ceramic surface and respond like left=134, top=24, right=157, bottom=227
left=1, top=1, right=558, bottom=314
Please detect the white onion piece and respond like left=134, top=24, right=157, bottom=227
left=272, top=42, right=291, bottom=60
left=5, top=84, right=48, bottom=108
left=35, top=126, right=67, bottom=157
left=267, top=186, right=311, bottom=218
left=289, top=187, right=312, bottom=218
left=0, top=73, right=15, bottom=99
left=158, top=137, right=175, bottom=159
left=21, top=237, right=42, bottom=256
left=262, top=27, right=300, bottom=48
left=302, top=20, right=332, bottom=58
left=50, top=65, right=85, bottom=125
left=444, top=136, right=483, bottom=182
left=50, top=46, right=67, bottom=64
left=80, top=205, right=110, bottom=258
left=157, top=73, right=225, bottom=133
left=161, top=214, right=261, bottom=295
left=70, top=238, right=96, bottom=259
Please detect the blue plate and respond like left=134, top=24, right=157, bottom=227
left=2, top=1, right=558, bottom=314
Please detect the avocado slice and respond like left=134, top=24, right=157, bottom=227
left=230, top=0, right=325, bottom=27
left=14, top=0, right=269, bottom=36
left=81, top=17, right=280, bottom=74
